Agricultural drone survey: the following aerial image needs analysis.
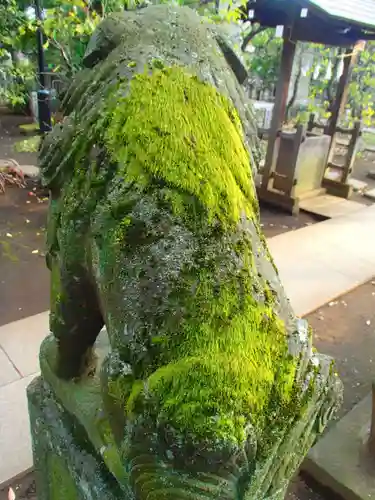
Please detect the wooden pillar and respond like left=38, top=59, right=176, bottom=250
left=325, top=41, right=364, bottom=137
left=261, top=28, right=296, bottom=192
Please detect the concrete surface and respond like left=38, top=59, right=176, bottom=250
left=0, top=375, right=37, bottom=485
left=0, top=348, right=21, bottom=387
left=1, top=203, right=375, bottom=485
left=299, top=194, right=365, bottom=219
left=348, top=178, right=368, bottom=192
left=364, top=188, right=375, bottom=201
left=303, top=393, right=375, bottom=500
left=0, top=313, right=49, bottom=378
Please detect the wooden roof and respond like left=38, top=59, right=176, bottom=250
left=309, top=0, right=375, bottom=29
left=246, top=0, right=375, bottom=45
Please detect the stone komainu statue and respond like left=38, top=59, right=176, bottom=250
left=30, top=5, right=342, bottom=500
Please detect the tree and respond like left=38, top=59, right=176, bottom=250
left=41, top=0, right=102, bottom=75
left=244, top=27, right=281, bottom=96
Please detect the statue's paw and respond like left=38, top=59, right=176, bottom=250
left=123, top=415, right=257, bottom=500
left=100, top=350, right=134, bottom=442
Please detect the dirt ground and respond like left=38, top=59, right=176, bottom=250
left=259, top=202, right=320, bottom=238
left=0, top=181, right=49, bottom=326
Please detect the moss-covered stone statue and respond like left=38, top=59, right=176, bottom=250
left=28, top=5, right=342, bottom=500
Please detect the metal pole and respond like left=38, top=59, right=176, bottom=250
left=35, top=0, right=52, bottom=133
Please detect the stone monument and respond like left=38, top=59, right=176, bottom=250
left=28, top=5, right=343, bottom=499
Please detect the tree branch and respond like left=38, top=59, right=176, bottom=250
left=241, top=26, right=266, bottom=52
left=47, top=37, right=74, bottom=73
left=286, top=59, right=302, bottom=119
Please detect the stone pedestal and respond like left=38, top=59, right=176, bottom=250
left=27, top=377, right=126, bottom=500
left=303, top=393, right=375, bottom=500
left=27, top=332, right=131, bottom=500
left=28, top=333, right=341, bottom=500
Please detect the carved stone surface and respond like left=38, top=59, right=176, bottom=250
left=30, top=4, right=343, bottom=499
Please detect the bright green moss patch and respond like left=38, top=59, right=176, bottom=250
left=47, top=62, right=298, bottom=451
left=48, top=453, right=79, bottom=500
left=99, top=67, right=298, bottom=445
left=104, top=66, right=256, bottom=226
left=110, top=243, right=299, bottom=447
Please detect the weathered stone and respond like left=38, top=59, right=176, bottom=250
left=367, top=170, right=375, bottom=181
left=303, top=393, right=375, bottom=500
left=364, top=188, right=375, bottom=201
left=30, top=5, right=342, bottom=500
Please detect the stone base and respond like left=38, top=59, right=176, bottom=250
left=302, top=393, right=375, bottom=500
left=28, top=333, right=341, bottom=500
left=27, top=331, right=132, bottom=500
left=364, top=188, right=375, bottom=202
left=27, top=376, right=129, bottom=500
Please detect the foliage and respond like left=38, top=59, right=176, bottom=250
left=0, top=162, right=25, bottom=193
left=244, top=27, right=281, bottom=92
left=14, top=135, right=41, bottom=153
left=240, top=17, right=375, bottom=127
left=41, top=0, right=102, bottom=75
left=0, top=0, right=36, bottom=110
left=0, top=59, right=35, bottom=112
left=347, top=43, right=375, bottom=126
left=0, top=0, right=29, bottom=55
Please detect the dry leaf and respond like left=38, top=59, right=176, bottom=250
left=8, top=487, right=16, bottom=500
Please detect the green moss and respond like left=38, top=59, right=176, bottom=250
left=91, top=67, right=298, bottom=447
left=104, top=66, right=257, bottom=227
left=45, top=63, right=298, bottom=450
left=19, top=122, right=39, bottom=134
left=124, top=262, right=297, bottom=446
left=14, top=135, right=41, bottom=153
left=48, top=453, right=79, bottom=500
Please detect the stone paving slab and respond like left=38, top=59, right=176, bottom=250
left=268, top=204, right=375, bottom=315
left=19, top=165, right=39, bottom=178
left=364, top=188, right=375, bottom=201
left=302, top=393, right=374, bottom=500
left=0, top=313, right=49, bottom=378
left=0, top=374, right=36, bottom=486
left=299, top=194, right=365, bottom=219
left=0, top=347, right=21, bottom=387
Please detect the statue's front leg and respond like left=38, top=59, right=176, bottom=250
left=50, top=256, right=104, bottom=379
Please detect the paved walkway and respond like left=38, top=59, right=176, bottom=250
left=1, top=204, right=375, bottom=485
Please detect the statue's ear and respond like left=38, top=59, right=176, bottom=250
left=83, top=13, right=128, bottom=68
left=215, top=34, right=248, bottom=85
